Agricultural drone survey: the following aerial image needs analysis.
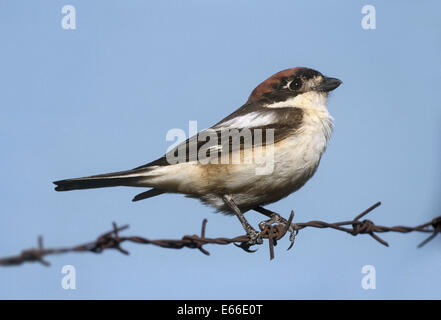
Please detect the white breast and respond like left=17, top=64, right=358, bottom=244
left=197, top=107, right=334, bottom=213
left=263, top=108, right=333, bottom=198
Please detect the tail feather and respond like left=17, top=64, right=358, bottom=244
left=53, top=169, right=149, bottom=191
left=132, top=188, right=165, bottom=202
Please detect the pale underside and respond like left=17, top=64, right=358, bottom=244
left=132, top=93, right=334, bottom=214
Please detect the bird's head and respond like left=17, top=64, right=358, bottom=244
left=247, top=67, right=342, bottom=109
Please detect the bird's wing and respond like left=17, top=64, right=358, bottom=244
left=134, top=105, right=304, bottom=169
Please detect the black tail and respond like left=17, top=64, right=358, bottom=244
left=132, top=188, right=165, bottom=202
left=53, top=169, right=146, bottom=191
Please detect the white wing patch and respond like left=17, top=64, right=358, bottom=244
left=214, top=111, right=276, bottom=129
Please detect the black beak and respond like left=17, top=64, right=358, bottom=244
left=316, top=77, right=342, bottom=92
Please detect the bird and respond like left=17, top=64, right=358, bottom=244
left=53, top=67, right=342, bottom=249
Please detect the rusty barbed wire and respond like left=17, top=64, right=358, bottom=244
left=0, top=201, right=440, bottom=266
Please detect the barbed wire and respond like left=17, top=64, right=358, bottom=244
left=0, top=201, right=440, bottom=266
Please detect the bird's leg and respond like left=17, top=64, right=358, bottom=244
left=253, top=206, right=297, bottom=249
left=222, top=195, right=263, bottom=249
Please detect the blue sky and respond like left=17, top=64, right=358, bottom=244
left=1, top=0, right=441, bottom=299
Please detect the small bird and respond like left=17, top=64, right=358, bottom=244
left=54, top=67, right=341, bottom=248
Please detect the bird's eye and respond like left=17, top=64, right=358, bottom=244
left=288, top=79, right=302, bottom=91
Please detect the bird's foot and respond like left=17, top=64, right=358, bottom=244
left=258, top=213, right=298, bottom=250
left=258, top=212, right=286, bottom=229
left=234, top=228, right=263, bottom=253
left=247, top=228, right=263, bottom=245
left=286, top=224, right=298, bottom=250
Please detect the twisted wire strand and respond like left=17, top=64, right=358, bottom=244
left=0, top=201, right=439, bottom=266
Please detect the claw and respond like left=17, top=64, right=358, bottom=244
left=286, top=224, right=298, bottom=251
left=234, top=228, right=263, bottom=252
left=234, top=242, right=258, bottom=253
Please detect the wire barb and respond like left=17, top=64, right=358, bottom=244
left=0, top=201, right=439, bottom=266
